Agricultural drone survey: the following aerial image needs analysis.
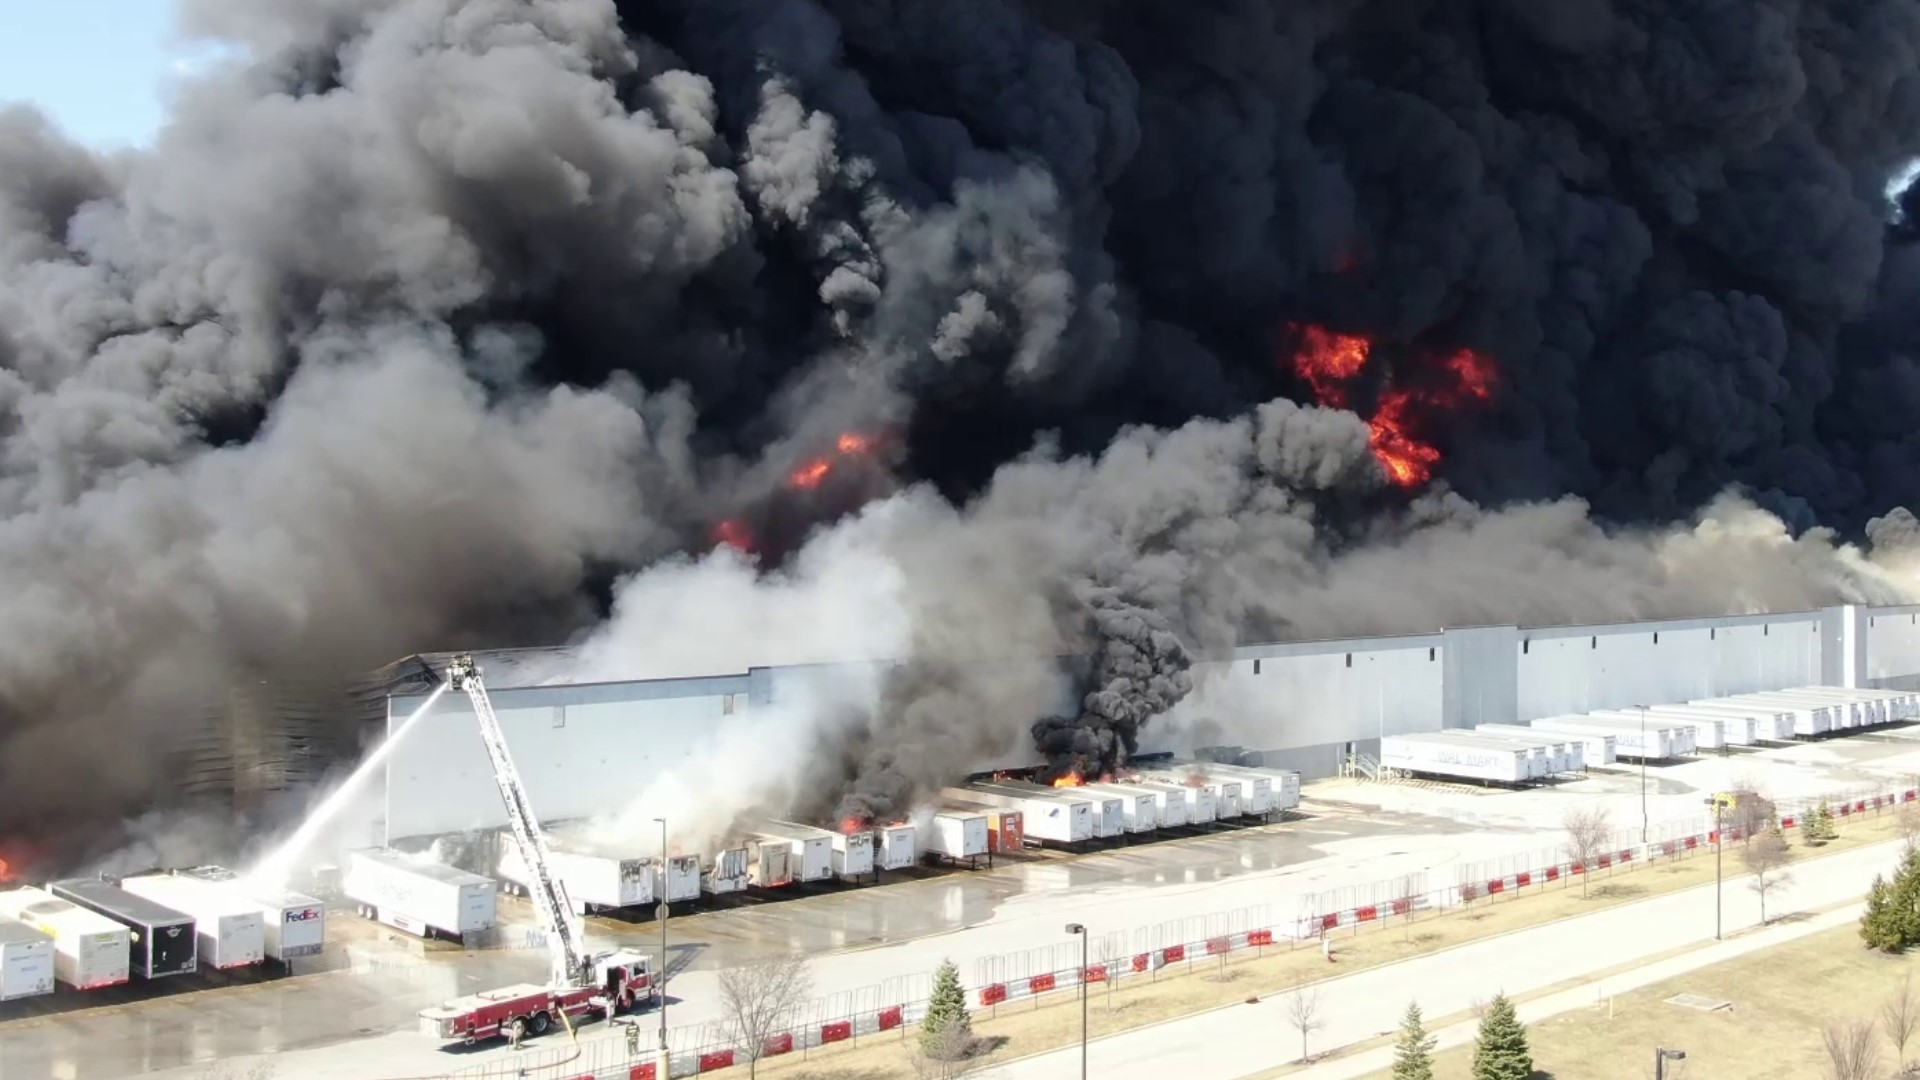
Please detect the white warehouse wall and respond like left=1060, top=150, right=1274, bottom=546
left=1152, top=637, right=1445, bottom=777
left=374, top=603, right=1920, bottom=837
left=1514, top=612, right=1824, bottom=720
left=383, top=674, right=748, bottom=841
left=1866, top=604, right=1920, bottom=690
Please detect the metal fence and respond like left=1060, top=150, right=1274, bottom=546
left=428, top=779, right=1920, bottom=1079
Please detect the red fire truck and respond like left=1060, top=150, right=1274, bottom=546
left=418, top=947, right=656, bottom=1043
left=415, top=656, right=665, bottom=1046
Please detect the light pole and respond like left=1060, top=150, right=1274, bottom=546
left=1066, top=923, right=1088, bottom=1080
left=1705, top=795, right=1730, bottom=940
left=1655, top=1046, right=1688, bottom=1079
left=655, top=817, right=669, bottom=1055
left=1638, top=704, right=1650, bottom=844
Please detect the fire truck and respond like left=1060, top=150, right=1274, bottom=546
left=416, top=655, right=658, bottom=1045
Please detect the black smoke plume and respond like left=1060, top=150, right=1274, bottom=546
left=7, top=0, right=1920, bottom=841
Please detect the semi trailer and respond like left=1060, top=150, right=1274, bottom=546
left=0, top=887, right=129, bottom=990
left=0, top=919, right=55, bottom=1001
left=344, top=849, right=496, bottom=941
left=49, top=878, right=197, bottom=980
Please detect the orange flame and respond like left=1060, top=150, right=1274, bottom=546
left=1285, top=326, right=1496, bottom=489
left=0, top=856, right=11, bottom=884
left=785, top=430, right=882, bottom=492
left=712, top=519, right=755, bottom=552
left=1291, top=326, right=1370, bottom=409
left=789, top=458, right=834, bottom=490
left=1052, top=773, right=1086, bottom=788
left=839, top=817, right=868, bottom=835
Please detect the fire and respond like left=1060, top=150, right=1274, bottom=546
left=1052, top=773, right=1086, bottom=788
left=0, top=856, right=11, bottom=884
left=712, top=519, right=755, bottom=552
left=1291, top=325, right=1370, bottom=409
left=786, top=429, right=882, bottom=492
left=1367, top=391, right=1443, bottom=487
left=1284, top=325, right=1496, bottom=489
left=789, top=457, right=834, bottom=490
left=839, top=817, right=868, bottom=835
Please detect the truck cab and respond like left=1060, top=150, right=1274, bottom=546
left=591, top=947, right=657, bottom=1012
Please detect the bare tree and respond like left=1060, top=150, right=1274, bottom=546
left=1743, top=830, right=1794, bottom=923
left=1561, top=806, right=1613, bottom=898
left=1727, top=781, right=1778, bottom=842
left=718, top=955, right=815, bottom=1079
left=1899, top=803, right=1920, bottom=853
left=1286, top=984, right=1325, bottom=1064
left=1886, top=976, right=1919, bottom=1067
left=910, top=1023, right=977, bottom=1080
left=1825, top=1019, right=1881, bottom=1080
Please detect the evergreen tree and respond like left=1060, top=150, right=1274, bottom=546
left=921, top=959, right=973, bottom=1059
left=1392, top=1001, right=1437, bottom=1080
left=1864, top=872, right=1903, bottom=951
left=1808, top=802, right=1839, bottom=843
left=1471, top=994, right=1533, bottom=1080
left=1862, top=849, right=1920, bottom=953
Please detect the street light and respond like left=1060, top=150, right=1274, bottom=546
left=1066, top=923, right=1089, bottom=1080
left=655, top=817, right=669, bottom=1054
left=1637, top=704, right=1650, bottom=844
left=1705, top=795, right=1727, bottom=941
left=1655, top=1046, right=1688, bottom=1079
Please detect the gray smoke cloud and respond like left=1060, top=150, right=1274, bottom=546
left=6, top=0, right=1920, bottom=852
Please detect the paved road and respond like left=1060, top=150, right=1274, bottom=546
left=5, top=805, right=1528, bottom=1080
left=986, top=837, right=1911, bottom=1080
left=1304, top=901, right=1863, bottom=1078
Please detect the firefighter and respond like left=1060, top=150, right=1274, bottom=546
left=626, top=1019, right=641, bottom=1057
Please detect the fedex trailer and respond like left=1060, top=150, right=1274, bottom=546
left=174, top=867, right=326, bottom=962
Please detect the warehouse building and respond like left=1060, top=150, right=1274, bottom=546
left=358, top=603, right=1920, bottom=846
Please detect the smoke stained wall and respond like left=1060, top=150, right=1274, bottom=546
left=7, top=0, right=1920, bottom=841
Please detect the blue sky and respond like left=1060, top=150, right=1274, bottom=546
left=0, top=0, right=186, bottom=150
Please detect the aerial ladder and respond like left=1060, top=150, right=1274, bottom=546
left=417, top=654, right=655, bottom=1045
left=447, top=653, right=587, bottom=987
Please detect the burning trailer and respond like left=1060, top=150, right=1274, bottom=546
left=918, top=807, right=991, bottom=866
left=1136, top=770, right=1246, bottom=819
left=119, top=874, right=266, bottom=970
left=174, top=867, right=326, bottom=963
left=874, top=823, right=916, bottom=871
left=796, top=820, right=876, bottom=880
left=0, top=887, right=129, bottom=990
left=746, top=822, right=833, bottom=884
left=948, top=785, right=1092, bottom=846
left=1130, top=775, right=1216, bottom=824
left=1074, top=783, right=1158, bottom=831
left=0, top=919, right=55, bottom=1001
left=495, top=829, right=701, bottom=914
left=700, top=845, right=753, bottom=896
left=49, top=878, right=197, bottom=980
left=343, top=849, right=496, bottom=942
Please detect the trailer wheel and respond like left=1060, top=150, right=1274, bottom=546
left=530, top=1011, right=552, bottom=1036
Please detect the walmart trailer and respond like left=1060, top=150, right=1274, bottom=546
left=0, top=920, right=54, bottom=1001
left=1382, top=733, right=1530, bottom=783
left=343, top=850, right=495, bottom=941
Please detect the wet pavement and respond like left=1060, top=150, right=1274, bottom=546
left=12, top=733, right=1916, bottom=1080
left=3, top=804, right=1508, bottom=1080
